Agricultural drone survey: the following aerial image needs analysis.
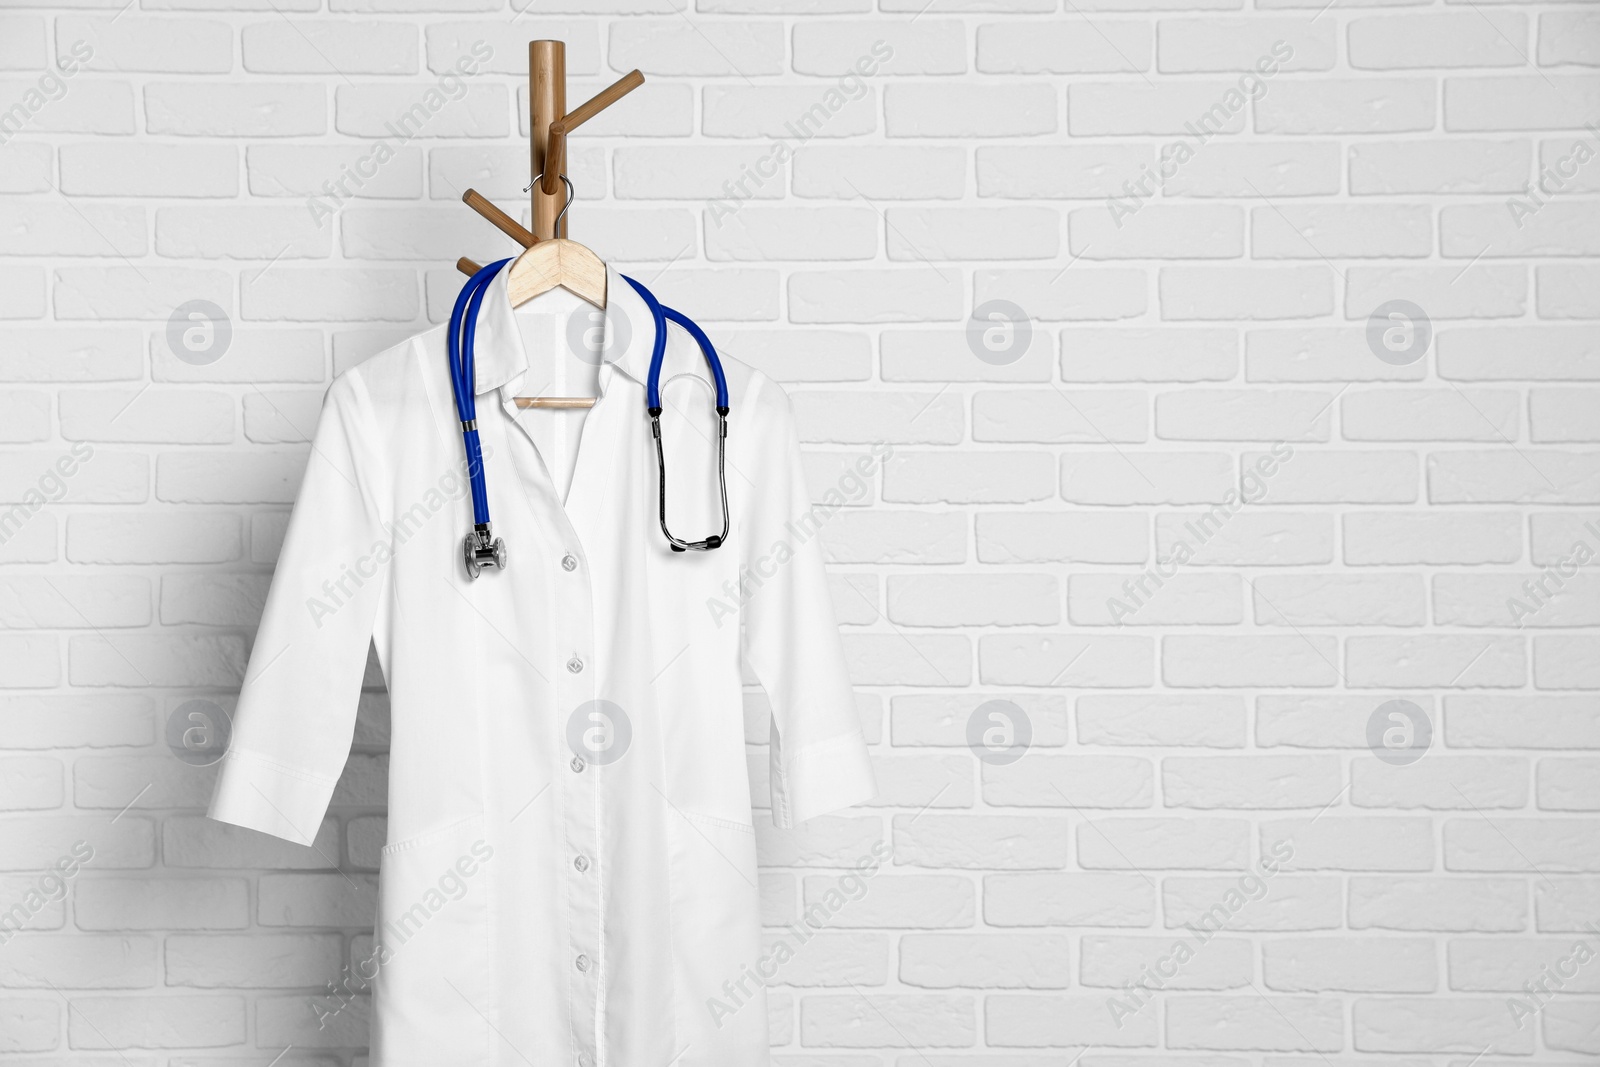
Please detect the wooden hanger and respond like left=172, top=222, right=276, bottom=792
left=455, top=47, right=644, bottom=410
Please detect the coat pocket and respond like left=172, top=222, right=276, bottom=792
left=370, top=813, right=494, bottom=1067
left=667, top=807, right=766, bottom=1062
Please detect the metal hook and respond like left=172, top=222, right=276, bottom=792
left=523, top=173, right=574, bottom=236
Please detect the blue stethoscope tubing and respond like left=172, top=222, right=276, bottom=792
left=447, top=258, right=731, bottom=578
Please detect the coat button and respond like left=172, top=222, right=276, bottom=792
left=574, top=855, right=589, bottom=872
left=575, top=954, right=590, bottom=972
left=577, top=1056, right=592, bottom=1067
left=567, top=656, right=584, bottom=673
left=562, top=554, right=578, bottom=571
left=570, top=756, right=585, bottom=773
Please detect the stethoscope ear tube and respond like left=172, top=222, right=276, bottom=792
left=447, top=264, right=733, bottom=577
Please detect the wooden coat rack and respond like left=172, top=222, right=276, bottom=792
left=456, top=41, right=642, bottom=277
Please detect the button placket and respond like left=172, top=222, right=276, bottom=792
left=555, top=535, right=602, bottom=1067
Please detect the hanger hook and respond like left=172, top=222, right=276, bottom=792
left=524, top=173, right=574, bottom=236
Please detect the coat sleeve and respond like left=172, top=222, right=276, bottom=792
left=739, top=374, right=877, bottom=828
left=207, top=373, right=389, bottom=846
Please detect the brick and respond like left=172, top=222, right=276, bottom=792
left=1251, top=204, right=1432, bottom=259
left=900, top=933, right=1071, bottom=989
left=1163, top=875, right=1342, bottom=932
left=1256, top=693, right=1435, bottom=750
left=1078, top=694, right=1246, bottom=748
left=1343, top=511, right=1521, bottom=565
left=1353, top=997, right=1532, bottom=1054
left=1079, top=817, right=1249, bottom=870
left=1063, top=327, right=1238, bottom=381
left=1347, top=635, right=1525, bottom=688
left=1447, top=695, right=1600, bottom=751
left=887, top=574, right=1059, bottom=627
left=1444, top=75, right=1600, bottom=131
left=1353, top=756, right=1529, bottom=809
left=1164, top=635, right=1340, bottom=687
left=886, top=84, right=1058, bottom=138
left=976, top=20, right=1150, bottom=74
left=1252, top=573, right=1425, bottom=626
left=1071, top=572, right=1243, bottom=626
left=1161, top=266, right=1335, bottom=320
left=1262, top=817, right=1434, bottom=871
left=989, top=994, right=1157, bottom=1047
left=1156, top=389, right=1332, bottom=441
left=1157, top=511, right=1335, bottom=566
left=1081, top=934, right=1251, bottom=990
left=980, top=633, right=1154, bottom=687
left=1163, top=755, right=1343, bottom=808
left=1245, top=327, right=1426, bottom=383
left=892, top=814, right=1066, bottom=870
left=1264, top=937, right=1436, bottom=992
left=1167, top=995, right=1342, bottom=1051
left=985, top=873, right=1155, bottom=927
left=977, top=511, right=1148, bottom=564
left=1257, top=78, right=1434, bottom=133
left=1349, top=139, right=1531, bottom=195
left=1349, top=12, right=1527, bottom=69
left=1349, top=876, right=1527, bottom=932
left=801, top=994, right=975, bottom=1048
left=983, top=755, right=1154, bottom=808
left=889, top=693, right=1068, bottom=750
left=1445, top=818, right=1600, bottom=872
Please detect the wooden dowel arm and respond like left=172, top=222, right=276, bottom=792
left=462, top=189, right=536, bottom=248
left=540, top=69, right=644, bottom=195
left=458, top=257, right=482, bottom=276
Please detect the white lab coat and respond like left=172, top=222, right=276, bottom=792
left=206, top=264, right=878, bottom=1067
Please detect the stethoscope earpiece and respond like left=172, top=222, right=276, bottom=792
left=446, top=262, right=732, bottom=579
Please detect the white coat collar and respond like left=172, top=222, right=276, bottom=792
left=468, top=259, right=656, bottom=398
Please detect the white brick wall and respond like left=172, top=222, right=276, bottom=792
left=1, top=1, right=1598, bottom=1062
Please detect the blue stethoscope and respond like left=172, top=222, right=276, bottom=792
left=448, top=258, right=731, bottom=579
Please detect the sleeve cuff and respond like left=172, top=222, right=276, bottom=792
left=206, top=748, right=338, bottom=847
left=770, top=730, right=877, bottom=829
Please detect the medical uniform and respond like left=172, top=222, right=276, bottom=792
left=206, top=264, right=878, bottom=1066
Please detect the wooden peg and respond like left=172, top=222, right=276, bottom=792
left=462, top=189, right=535, bottom=248
left=458, top=257, right=482, bottom=276
left=540, top=69, right=644, bottom=196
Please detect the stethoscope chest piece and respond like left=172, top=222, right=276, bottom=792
left=464, top=524, right=506, bottom=579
